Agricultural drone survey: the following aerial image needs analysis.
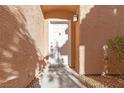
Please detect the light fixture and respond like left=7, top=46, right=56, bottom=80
left=73, top=15, right=78, bottom=22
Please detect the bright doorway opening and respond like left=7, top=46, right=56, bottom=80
left=48, top=19, right=71, bottom=66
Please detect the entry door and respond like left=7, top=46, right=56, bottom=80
left=48, top=20, right=71, bottom=66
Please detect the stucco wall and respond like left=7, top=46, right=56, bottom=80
left=0, top=5, right=45, bottom=87
left=80, top=5, right=124, bottom=75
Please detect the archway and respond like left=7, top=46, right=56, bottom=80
left=41, top=5, right=80, bottom=72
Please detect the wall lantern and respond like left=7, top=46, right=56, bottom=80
left=73, top=15, right=78, bottom=22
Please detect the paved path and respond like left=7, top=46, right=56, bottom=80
left=28, top=64, right=86, bottom=88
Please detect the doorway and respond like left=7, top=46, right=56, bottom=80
left=48, top=19, right=71, bottom=66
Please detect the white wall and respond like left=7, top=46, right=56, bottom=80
left=48, top=19, right=71, bottom=66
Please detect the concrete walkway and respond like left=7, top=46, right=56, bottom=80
left=28, top=64, right=86, bottom=88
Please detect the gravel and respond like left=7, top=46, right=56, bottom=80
left=78, top=75, right=124, bottom=88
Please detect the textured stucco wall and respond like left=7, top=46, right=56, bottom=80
left=0, top=5, right=45, bottom=87
left=80, top=5, right=124, bottom=75
left=15, top=5, right=45, bottom=56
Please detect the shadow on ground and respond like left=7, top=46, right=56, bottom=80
left=27, top=64, right=84, bottom=88
left=47, top=64, right=81, bottom=88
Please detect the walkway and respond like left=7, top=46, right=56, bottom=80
left=27, top=64, right=86, bottom=88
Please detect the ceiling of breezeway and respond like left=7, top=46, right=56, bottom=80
left=41, top=5, right=79, bottom=14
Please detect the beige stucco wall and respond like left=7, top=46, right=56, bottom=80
left=16, top=6, right=45, bottom=56
left=43, top=20, right=49, bottom=57
left=0, top=5, right=45, bottom=87
left=80, top=5, right=124, bottom=75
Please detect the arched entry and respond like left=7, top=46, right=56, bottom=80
left=41, top=5, right=80, bottom=72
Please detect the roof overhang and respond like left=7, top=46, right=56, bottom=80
left=41, top=5, right=79, bottom=19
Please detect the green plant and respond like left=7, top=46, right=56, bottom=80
left=107, top=36, right=124, bottom=62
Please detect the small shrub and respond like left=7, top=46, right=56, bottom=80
left=107, top=36, right=124, bottom=62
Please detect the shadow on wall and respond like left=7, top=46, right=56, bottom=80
left=59, top=27, right=71, bottom=66
left=80, top=5, right=124, bottom=75
left=0, top=6, right=43, bottom=87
